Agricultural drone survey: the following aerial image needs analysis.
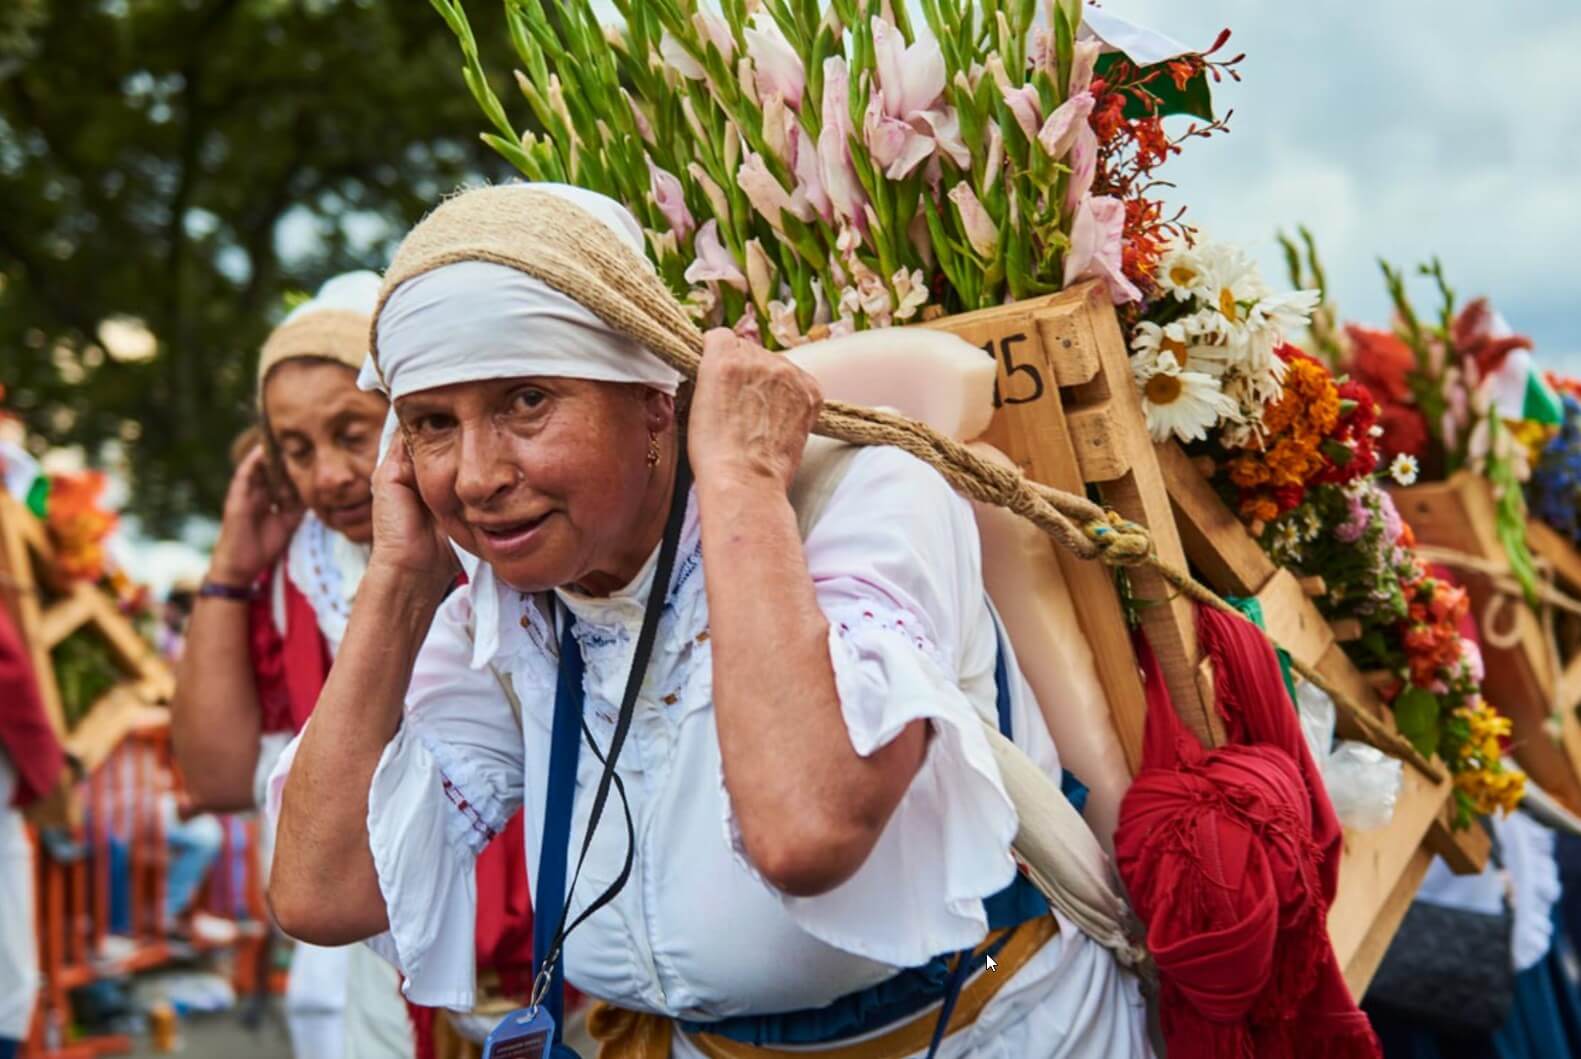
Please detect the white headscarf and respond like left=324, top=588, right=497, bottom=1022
left=358, top=183, right=682, bottom=401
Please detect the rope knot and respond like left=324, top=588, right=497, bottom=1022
left=1085, top=513, right=1153, bottom=567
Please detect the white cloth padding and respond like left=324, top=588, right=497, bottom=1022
left=968, top=442, right=1132, bottom=853
left=783, top=328, right=997, bottom=442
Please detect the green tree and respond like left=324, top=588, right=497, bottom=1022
left=0, top=0, right=514, bottom=534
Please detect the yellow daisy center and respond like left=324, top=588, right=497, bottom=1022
left=1160, top=336, right=1188, bottom=368
left=1144, top=373, right=1184, bottom=406
left=1217, top=287, right=1240, bottom=322
left=1169, top=264, right=1199, bottom=288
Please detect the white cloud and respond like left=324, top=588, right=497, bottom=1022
left=1105, top=0, right=1581, bottom=365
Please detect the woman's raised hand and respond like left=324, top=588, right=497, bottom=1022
left=368, top=437, right=458, bottom=601
left=209, top=446, right=302, bottom=585
left=688, top=328, right=822, bottom=493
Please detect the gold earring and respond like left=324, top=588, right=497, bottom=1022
left=646, top=433, right=661, bottom=468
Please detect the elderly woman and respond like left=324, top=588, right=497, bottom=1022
left=269, top=184, right=1147, bottom=1057
left=172, top=274, right=532, bottom=1059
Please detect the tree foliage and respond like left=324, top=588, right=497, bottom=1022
left=0, top=0, right=513, bottom=533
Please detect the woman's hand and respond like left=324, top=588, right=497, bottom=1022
left=209, top=446, right=302, bottom=585
left=368, top=437, right=457, bottom=603
left=688, top=328, right=822, bottom=492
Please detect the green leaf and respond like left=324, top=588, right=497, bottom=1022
left=1393, top=686, right=1443, bottom=759
left=1094, top=53, right=1214, bottom=121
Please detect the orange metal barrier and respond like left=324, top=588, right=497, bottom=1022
left=23, top=723, right=267, bottom=1058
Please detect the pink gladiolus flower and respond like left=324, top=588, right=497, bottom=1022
left=984, top=122, right=1003, bottom=187
left=817, top=57, right=868, bottom=231
left=737, top=152, right=810, bottom=230
left=745, top=239, right=776, bottom=311
left=745, top=14, right=805, bottom=109
left=1063, top=124, right=1098, bottom=214
left=733, top=309, right=762, bottom=344
left=1000, top=83, right=1042, bottom=141
left=762, top=93, right=791, bottom=165
left=917, top=108, right=970, bottom=169
left=864, top=17, right=966, bottom=178
left=947, top=183, right=998, bottom=258
left=1063, top=194, right=1142, bottom=305
left=1037, top=91, right=1094, bottom=161
left=1069, top=40, right=1101, bottom=96
left=768, top=299, right=805, bottom=347
left=683, top=220, right=747, bottom=292
left=872, top=17, right=945, bottom=120
left=789, top=124, right=833, bottom=223
left=647, top=160, right=694, bottom=239
left=693, top=10, right=735, bottom=64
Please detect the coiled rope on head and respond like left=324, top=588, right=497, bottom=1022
left=368, top=186, right=1440, bottom=783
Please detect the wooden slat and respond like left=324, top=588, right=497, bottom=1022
left=0, top=493, right=67, bottom=735
left=1254, top=568, right=1336, bottom=672
left=40, top=584, right=96, bottom=648
left=1344, top=845, right=1434, bottom=999
left=1328, top=762, right=1451, bottom=992
left=1528, top=517, right=1581, bottom=592
left=1158, top=440, right=1279, bottom=597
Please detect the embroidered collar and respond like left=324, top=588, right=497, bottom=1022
left=285, top=512, right=371, bottom=652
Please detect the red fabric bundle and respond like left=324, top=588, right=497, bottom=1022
left=1115, top=606, right=1380, bottom=1058
left=0, top=605, right=66, bottom=807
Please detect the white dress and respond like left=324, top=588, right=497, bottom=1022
left=273, top=515, right=412, bottom=1059
left=0, top=750, right=39, bottom=1042
left=270, top=447, right=1148, bottom=1057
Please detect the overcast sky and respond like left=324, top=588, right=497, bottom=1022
left=1105, top=0, right=1581, bottom=368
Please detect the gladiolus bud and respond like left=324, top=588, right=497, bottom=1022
left=948, top=183, right=999, bottom=258
left=745, top=239, right=776, bottom=312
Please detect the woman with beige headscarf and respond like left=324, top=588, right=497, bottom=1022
left=267, top=184, right=1148, bottom=1057
left=170, top=274, right=424, bottom=1059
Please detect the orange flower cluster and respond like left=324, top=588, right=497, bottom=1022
left=46, top=471, right=119, bottom=583
left=1226, top=350, right=1340, bottom=523
left=1401, top=576, right=1471, bottom=688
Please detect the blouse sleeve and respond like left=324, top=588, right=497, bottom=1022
left=265, top=586, right=525, bottom=1010
left=725, top=446, right=1021, bottom=969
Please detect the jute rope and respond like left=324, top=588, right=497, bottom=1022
left=368, top=186, right=1442, bottom=784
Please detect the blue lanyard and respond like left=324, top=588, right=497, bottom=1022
left=528, top=456, right=692, bottom=1053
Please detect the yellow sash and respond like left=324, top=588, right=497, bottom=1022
left=587, top=915, right=1058, bottom=1059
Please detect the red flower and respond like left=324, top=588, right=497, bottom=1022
left=1451, top=297, right=1532, bottom=378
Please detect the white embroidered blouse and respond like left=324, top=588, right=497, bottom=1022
left=268, top=447, right=1147, bottom=1058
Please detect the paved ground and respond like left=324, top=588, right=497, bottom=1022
left=127, top=1005, right=293, bottom=1057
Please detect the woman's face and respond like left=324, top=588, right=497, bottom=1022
left=395, top=375, right=675, bottom=595
left=263, top=359, right=389, bottom=544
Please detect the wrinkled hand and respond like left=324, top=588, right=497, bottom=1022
left=209, top=447, right=302, bottom=585
left=688, top=328, right=821, bottom=492
left=368, top=437, right=457, bottom=602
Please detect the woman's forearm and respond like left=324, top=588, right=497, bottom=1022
left=700, top=473, right=926, bottom=897
left=170, top=595, right=265, bottom=813
left=269, top=564, right=442, bottom=944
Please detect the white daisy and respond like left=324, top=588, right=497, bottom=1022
left=1131, top=320, right=1194, bottom=374
left=1250, top=288, right=1322, bottom=339
left=1389, top=453, right=1420, bottom=487
left=1157, top=242, right=1213, bottom=302
left=1136, top=361, right=1241, bottom=443
left=1201, top=243, right=1268, bottom=338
